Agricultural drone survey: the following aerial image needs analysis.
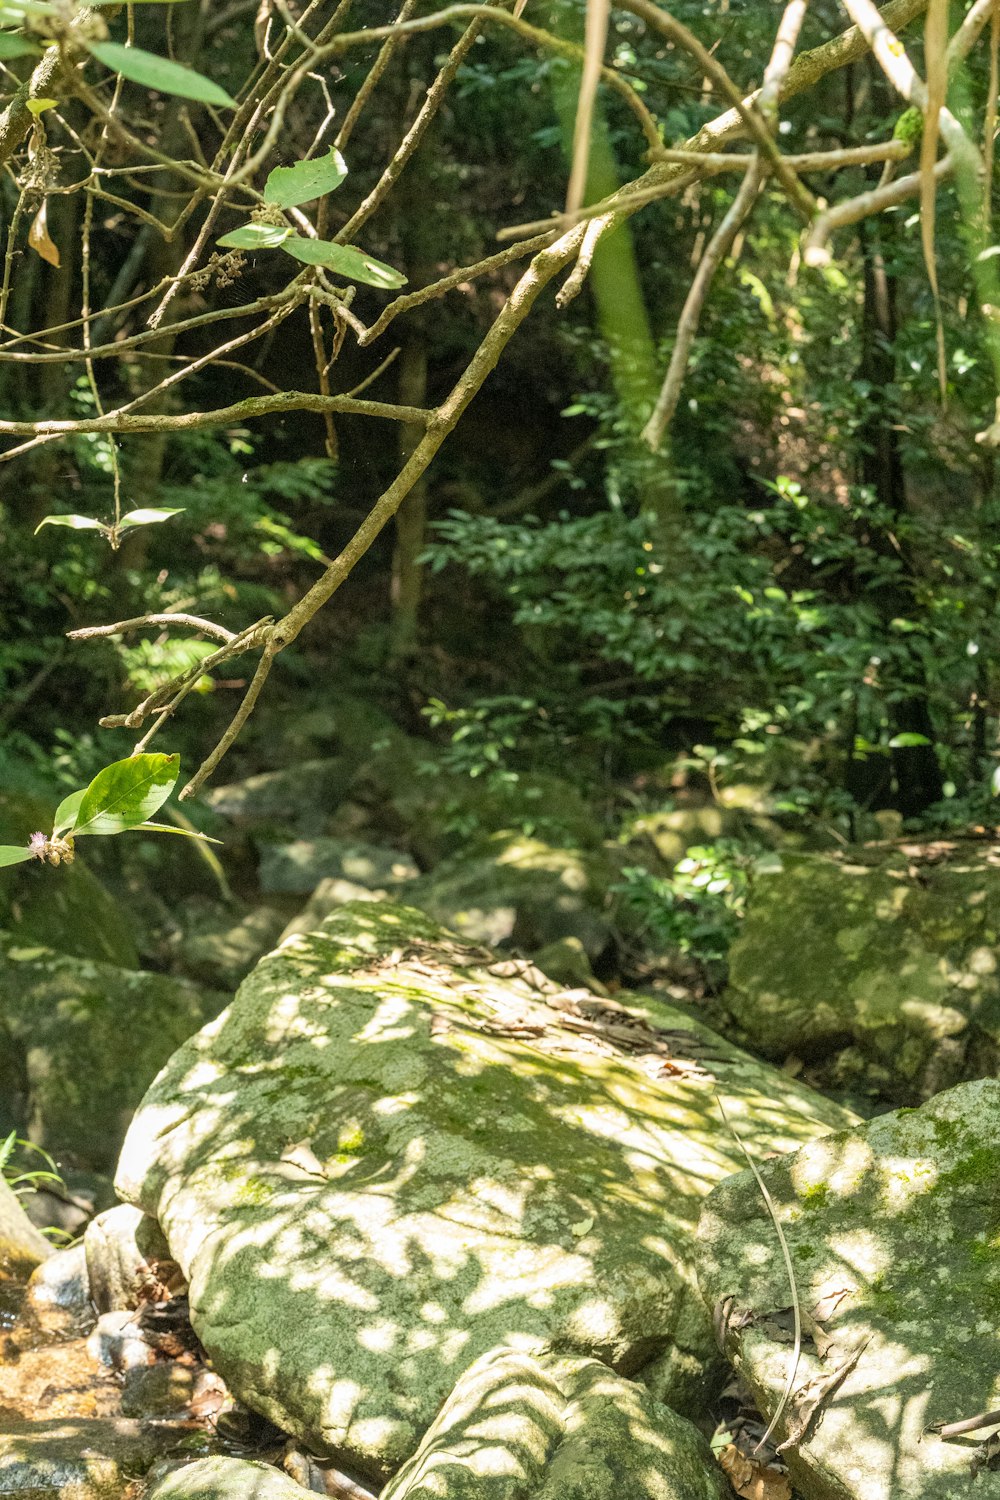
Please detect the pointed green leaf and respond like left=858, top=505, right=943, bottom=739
left=888, top=732, right=932, bottom=749
left=35, top=514, right=109, bottom=536
left=117, top=507, right=185, bottom=530
left=0, top=32, right=39, bottom=57
left=0, top=846, right=34, bottom=867
left=87, top=42, right=236, bottom=108
left=74, top=753, right=180, bottom=837
left=136, top=821, right=223, bottom=846
left=217, top=223, right=291, bottom=251
left=281, top=236, right=406, bottom=289
left=53, top=788, right=85, bottom=836
left=264, top=149, right=348, bottom=210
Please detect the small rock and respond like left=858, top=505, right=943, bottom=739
left=120, top=1361, right=199, bottom=1419
left=84, top=1204, right=180, bottom=1314
left=531, top=936, right=605, bottom=992
left=0, top=1176, right=53, bottom=1276
left=173, top=902, right=288, bottom=990
left=25, top=1243, right=93, bottom=1337
left=24, top=1168, right=117, bottom=1239
left=86, top=1309, right=155, bottom=1373
left=258, top=838, right=418, bottom=896
left=147, top=1456, right=309, bottom=1500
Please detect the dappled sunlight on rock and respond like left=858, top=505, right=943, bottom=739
left=116, top=902, right=854, bottom=1478
left=696, top=1078, right=1000, bottom=1499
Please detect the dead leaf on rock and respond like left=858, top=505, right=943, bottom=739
left=719, top=1443, right=793, bottom=1500
left=28, top=201, right=59, bottom=267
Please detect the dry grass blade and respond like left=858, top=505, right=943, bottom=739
left=921, top=0, right=949, bottom=399
left=715, top=1093, right=802, bottom=1455
left=565, top=0, right=610, bottom=219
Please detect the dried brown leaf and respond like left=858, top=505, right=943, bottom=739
left=28, top=202, right=59, bottom=268
left=718, top=1444, right=792, bottom=1500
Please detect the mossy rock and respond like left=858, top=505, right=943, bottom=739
left=117, top=900, right=853, bottom=1481
left=725, top=849, right=1000, bottom=1100
left=0, top=792, right=138, bottom=968
left=0, top=937, right=223, bottom=1170
left=350, top=748, right=602, bottom=865
left=695, top=1079, right=1000, bottom=1500
left=383, top=1346, right=732, bottom=1500
left=406, top=833, right=616, bottom=960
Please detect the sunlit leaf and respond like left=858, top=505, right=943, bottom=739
left=217, top=222, right=291, bottom=250
left=52, top=788, right=85, bottom=836
left=264, top=148, right=348, bottom=209
left=281, top=236, right=406, bottom=288
left=888, top=733, right=932, bottom=749
left=74, top=753, right=180, bottom=837
left=34, top=513, right=108, bottom=536
left=136, top=821, right=223, bottom=845
left=0, top=845, right=34, bottom=867
left=87, top=42, right=236, bottom=107
left=26, top=97, right=56, bottom=115
left=117, top=507, right=185, bottom=530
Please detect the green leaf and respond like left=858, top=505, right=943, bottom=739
left=136, top=821, right=223, bottom=846
left=888, top=733, right=932, bottom=749
left=117, top=507, right=185, bottom=530
left=0, top=845, right=34, bottom=867
left=74, top=753, right=180, bottom=837
left=0, top=32, right=39, bottom=57
left=281, top=236, right=406, bottom=289
left=52, top=788, right=85, bottom=836
left=264, top=148, right=348, bottom=209
left=217, top=222, right=291, bottom=251
left=34, top=513, right=109, bottom=536
left=87, top=42, right=236, bottom=108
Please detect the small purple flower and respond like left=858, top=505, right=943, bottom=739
left=29, top=832, right=47, bottom=860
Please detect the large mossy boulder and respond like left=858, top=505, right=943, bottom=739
left=695, top=1079, right=1000, bottom=1500
left=0, top=939, right=222, bottom=1170
left=117, top=901, right=853, bottom=1481
left=725, top=848, right=1000, bottom=1100
left=0, top=791, right=138, bottom=968
left=407, top=833, right=617, bottom=960
left=383, top=1346, right=731, bottom=1500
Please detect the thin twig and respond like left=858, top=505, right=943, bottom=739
left=67, top=614, right=238, bottom=645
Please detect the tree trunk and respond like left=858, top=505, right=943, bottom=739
left=855, top=222, right=944, bottom=817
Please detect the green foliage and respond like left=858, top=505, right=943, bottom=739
left=0, top=1132, right=63, bottom=1199
left=0, top=753, right=219, bottom=869
left=614, top=841, right=756, bottom=963
left=87, top=41, right=236, bottom=107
